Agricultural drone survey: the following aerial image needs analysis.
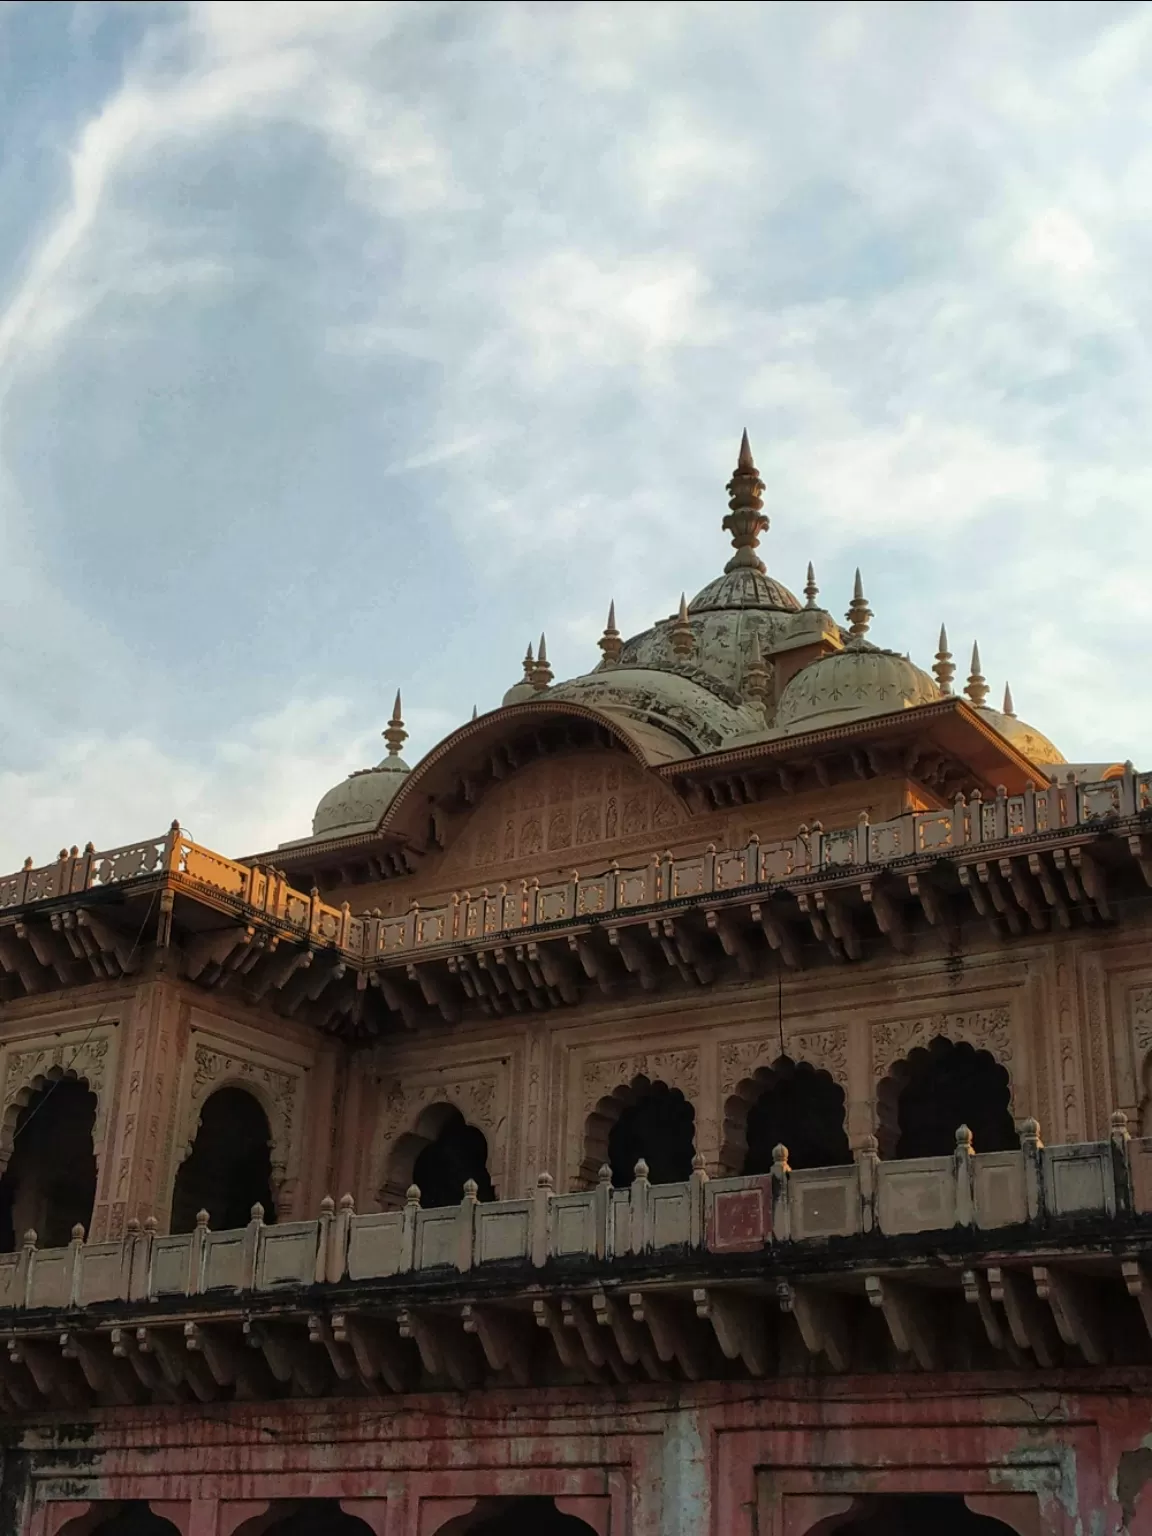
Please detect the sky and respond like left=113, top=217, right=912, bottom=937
left=1, top=0, right=1150, bottom=870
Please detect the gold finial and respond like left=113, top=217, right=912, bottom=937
left=743, top=631, right=770, bottom=707
left=1003, top=682, right=1016, bottom=717
left=804, top=562, right=819, bottom=609
left=531, top=632, right=553, bottom=690
left=382, top=691, right=408, bottom=757
left=598, top=599, right=622, bottom=667
left=965, top=641, right=988, bottom=708
left=845, top=569, right=872, bottom=641
left=933, top=624, right=955, bottom=695
left=722, top=429, right=768, bottom=575
left=671, top=593, right=695, bottom=659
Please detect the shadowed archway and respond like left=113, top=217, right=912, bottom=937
left=0, top=1076, right=97, bottom=1251
left=171, top=1085, right=276, bottom=1233
left=383, top=1102, right=496, bottom=1209
left=434, top=1497, right=600, bottom=1535
left=824, top=1492, right=1026, bottom=1534
left=722, top=1057, right=850, bottom=1175
left=580, top=1075, right=697, bottom=1188
left=262, top=1501, right=375, bottom=1535
left=877, top=1037, right=1017, bottom=1160
left=68, top=1505, right=181, bottom=1536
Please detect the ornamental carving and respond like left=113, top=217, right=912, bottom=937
left=581, top=1049, right=700, bottom=1115
left=438, top=751, right=685, bottom=882
left=377, top=1072, right=503, bottom=1143
left=719, top=1028, right=849, bottom=1096
left=872, top=1007, right=1013, bottom=1082
left=0, top=1033, right=114, bottom=1166
left=1131, top=986, right=1152, bottom=1060
left=187, top=1042, right=299, bottom=1171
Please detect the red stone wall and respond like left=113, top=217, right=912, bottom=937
left=14, top=1373, right=1152, bottom=1535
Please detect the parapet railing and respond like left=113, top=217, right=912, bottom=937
left=2, top=1118, right=1149, bottom=1314
left=0, top=768, right=1148, bottom=963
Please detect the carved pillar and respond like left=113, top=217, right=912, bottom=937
left=695, top=1036, right=721, bottom=1176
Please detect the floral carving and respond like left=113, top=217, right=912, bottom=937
left=872, top=1007, right=1013, bottom=1082
left=1132, top=987, right=1152, bottom=1059
left=377, top=1072, right=502, bottom=1141
left=720, top=1029, right=848, bottom=1095
left=581, top=1049, right=700, bottom=1114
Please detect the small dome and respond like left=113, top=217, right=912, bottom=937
left=977, top=706, right=1065, bottom=766
left=312, top=756, right=409, bottom=837
left=776, top=646, right=940, bottom=732
left=502, top=680, right=538, bottom=706
left=688, top=567, right=800, bottom=614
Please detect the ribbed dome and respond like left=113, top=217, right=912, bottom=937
left=312, top=757, right=409, bottom=837
left=688, top=567, right=800, bottom=614
left=977, top=706, right=1065, bottom=766
left=776, top=646, right=940, bottom=732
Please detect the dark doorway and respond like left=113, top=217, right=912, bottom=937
left=0, top=1077, right=97, bottom=1251
left=608, top=1081, right=695, bottom=1187
left=892, top=1038, right=1017, bottom=1160
left=465, top=1498, right=598, bottom=1534
left=90, top=1504, right=181, bottom=1536
left=411, top=1105, right=496, bottom=1207
left=170, top=1086, right=276, bottom=1233
left=833, top=1492, right=1021, bottom=1533
left=263, top=1501, right=374, bottom=1535
left=743, top=1061, right=851, bottom=1173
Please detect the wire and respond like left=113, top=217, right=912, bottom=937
left=8, top=889, right=159, bottom=1147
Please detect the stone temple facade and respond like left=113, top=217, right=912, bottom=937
left=1, top=436, right=1151, bottom=1536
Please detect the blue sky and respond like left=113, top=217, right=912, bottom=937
left=1, top=1, right=1150, bottom=867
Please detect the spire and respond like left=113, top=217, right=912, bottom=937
left=964, top=641, right=988, bottom=708
left=1002, top=682, right=1016, bottom=717
left=933, top=624, right=955, bottom=695
left=670, top=592, right=695, bottom=660
left=722, top=429, right=769, bottom=575
left=471, top=703, right=478, bottom=721
left=845, top=569, right=872, bottom=641
left=521, top=641, right=535, bottom=681
left=804, top=562, right=819, bottom=609
left=598, top=598, right=622, bottom=667
left=531, top=632, right=553, bottom=690
left=382, top=691, right=408, bottom=757
left=743, top=630, right=770, bottom=707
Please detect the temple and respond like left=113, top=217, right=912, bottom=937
left=1, top=434, right=1151, bottom=1535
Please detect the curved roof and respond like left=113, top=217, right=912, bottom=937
left=977, top=705, right=1065, bottom=766
left=776, top=645, right=941, bottom=733
left=312, top=757, right=410, bottom=838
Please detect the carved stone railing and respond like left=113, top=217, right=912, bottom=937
left=0, top=1118, right=1146, bottom=1314
left=1, top=767, right=1149, bottom=964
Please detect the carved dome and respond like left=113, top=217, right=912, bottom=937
left=549, top=667, right=761, bottom=754
left=776, top=645, right=941, bottom=733
left=311, top=693, right=412, bottom=839
left=977, top=705, right=1065, bottom=766
left=687, top=567, right=800, bottom=614
left=312, top=756, right=410, bottom=837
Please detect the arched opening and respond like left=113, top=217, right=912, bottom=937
left=825, top=1492, right=1023, bottom=1534
left=261, top=1502, right=375, bottom=1536
left=437, top=1498, right=599, bottom=1535
left=730, top=1059, right=851, bottom=1175
left=404, top=1104, right=495, bottom=1208
left=878, top=1037, right=1017, bottom=1160
left=81, top=1505, right=182, bottom=1536
left=0, top=1076, right=97, bottom=1251
left=606, top=1081, right=695, bottom=1188
left=170, top=1086, right=276, bottom=1233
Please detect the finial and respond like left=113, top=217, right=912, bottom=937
left=845, top=569, right=872, bottom=641
left=382, top=691, right=408, bottom=757
left=531, top=632, right=553, bottom=689
left=471, top=703, right=478, bottom=721
left=1002, top=682, right=1016, bottom=717
left=743, top=630, right=770, bottom=706
left=522, top=641, right=534, bottom=679
left=671, top=593, right=695, bottom=659
left=804, top=561, right=819, bottom=609
left=933, top=623, right=955, bottom=695
left=722, top=430, right=769, bottom=574
left=598, top=598, right=623, bottom=667
left=965, top=642, right=988, bottom=708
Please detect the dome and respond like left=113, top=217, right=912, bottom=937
left=550, top=667, right=761, bottom=754
left=776, top=645, right=941, bottom=733
left=312, top=756, right=410, bottom=838
left=502, top=680, right=537, bottom=706
left=688, top=567, right=800, bottom=614
left=977, top=706, right=1065, bottom=766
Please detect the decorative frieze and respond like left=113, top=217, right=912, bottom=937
left=581, top=1049, right=700, bottom=1115
left=719, top=1029, right=849, bottom=1097
left=871, top=1007, right=1013, bottom=1084
left=0, top=1030, right=116, bottom=1165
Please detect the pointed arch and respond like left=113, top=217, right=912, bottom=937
left=170, top=1086, right=276, bottom=1233
left=381, top=1101, right=495, bottom=1209
left=721, top=1056, right=850, bottom=1176
left=431, top=1498, right=601, bottom=1535
left=877, top=1038, right=1017, bottom=1161
left=580, top=1074, right=696, bottom=1188
left=0, top=1076, right=97, bottom=1251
